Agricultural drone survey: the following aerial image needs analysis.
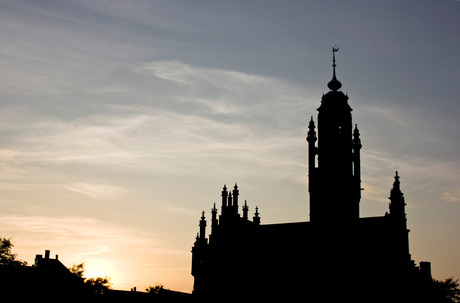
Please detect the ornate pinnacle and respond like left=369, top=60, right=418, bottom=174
left=328, top=45, right=342, bottom=91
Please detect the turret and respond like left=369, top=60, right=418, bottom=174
left=242, top=200, right=249, bottom=221
left=353, top=124, right=362, bottom=209
left=221, top=185, right=228, bottom=208
left=228, top=192, right=233, bottom=208
left=253, top=207, right=260, bottom=225
left=219, top=183, right=244, bottom=224
left=210, top=203, right=218, bottom=242
left=389, top=171, right=406, bottom=225
left=388, top=171, right=411, bottom=263
left=192, top=210, right=208, bottom=292
left=233, top=183, right=239, bottom=214
left=307, top=116, right=317, bottom=180
left=221, top=185, right=228, bottom=218
left=352, top=124, right=362, bottom=202
left=199, top=211, right=207, bottom=242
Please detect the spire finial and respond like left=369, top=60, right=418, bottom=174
left=332, top=45, right=339, bottom=74
left=393, top=171, right=401, bottom=191
left=328, top=45, right=342, bottom=91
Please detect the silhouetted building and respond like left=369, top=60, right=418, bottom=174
left=0, top=249, right=84, bottom=300
left=191, top=49, right=434, bottom=302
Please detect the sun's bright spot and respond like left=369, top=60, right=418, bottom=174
left=84, top=258, right=116, bottom=280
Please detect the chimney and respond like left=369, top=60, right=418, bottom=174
left=420, top=261, right=432, bottom=280
left=34, top=254, right=43, bottom=267
left=45, top=250, right=50, bottom=259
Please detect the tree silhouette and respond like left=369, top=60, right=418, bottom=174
left=0, top=237, right=27, bottom=266
left=68, top=262, right=112, bottom=295
left=146, top=283, right=165, bottom=294
left=433, top=277, right=460, bottom=303
left=69, top=262, right=85, bottom=278
left=85, top=276, right=112, bottom=295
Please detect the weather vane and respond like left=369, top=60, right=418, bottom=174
left=332, top=45, right=339, bottom=68
left=328, top=45, right=342, bottom=91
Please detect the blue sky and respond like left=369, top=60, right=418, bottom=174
left=0, top=0, right=459, bottom=292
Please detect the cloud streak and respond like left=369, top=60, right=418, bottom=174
left=63, top=182, right=127, bottom=201
left=0, top=60, right=316, bottom=185
left=2, top=59, right=459, bottom=208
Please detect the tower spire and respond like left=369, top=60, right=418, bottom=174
left=253, top=206, right=260, bottom=225
left=242, top=200, right=249, bottom=220
left=393, top=171, right=400, bottom=191
left=307, top=116, right=317, bottom=190
left=388, top=171, right=411, bottom=262
left=353, top=124, right=362, bottom=205
left=328, top=45, right=342, bottom=91
left=389, top=171, right=406, bottom=220
left=210, top=203, right=218, bottom=243
left=233, top=183, right=239, bottom=212
left=199, top=211, right=207, bottom=241
left=221, top=184, right=228, bottom=208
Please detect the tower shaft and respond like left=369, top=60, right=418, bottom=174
left=308, top=48, right=361, bottom=224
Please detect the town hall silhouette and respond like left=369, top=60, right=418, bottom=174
left=191, top=49, right=434, bottom=302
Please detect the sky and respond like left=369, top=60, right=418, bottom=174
left=0, top=0, right=459, bottom=293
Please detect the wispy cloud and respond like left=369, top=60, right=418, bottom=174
left=441, top=189, right=460, bottom=203
left=136, top=60, right=314, bottom=116
left=159, top=206, right=196, bottom=216
left=63, top=182, right=127, bottom=201
left=2, top=59, right=458, bottom=212
left=0, top=60, right=316, bottom=187
left=138, top=60, right=196, bottom=85
left=361, top=147, right=460, bottom=208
